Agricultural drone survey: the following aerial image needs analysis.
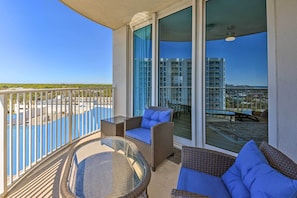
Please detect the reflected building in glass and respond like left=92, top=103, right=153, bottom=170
left=205, top=58, right=226, bottom=110
left=159, top=58, right=191, bottom=107
left=135, top=57, right=225, bottom=112
left=133, top=58, right=152, bottom=115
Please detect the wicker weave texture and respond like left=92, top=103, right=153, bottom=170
left=171, top=189, right=208, bottom=198
left=124, top=107, right=174, bottom=171
left=182, top=146, right=235, bottom=177
left=172, top=141, right=297, bottom=198
left=260, top=141, right=297, bottom=179
left=126, top=135, right=152, bottom=165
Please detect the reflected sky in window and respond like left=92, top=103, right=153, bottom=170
left=206, top=32, right=267, bottom=86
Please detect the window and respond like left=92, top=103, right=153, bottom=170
left=205, top=0, right=268, bottom=152
left=133, top=25, right=152, bottom=116
left=159, top=7, right=192, bottom=140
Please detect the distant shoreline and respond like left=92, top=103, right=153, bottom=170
left=0, top=83, right=112, bottom=90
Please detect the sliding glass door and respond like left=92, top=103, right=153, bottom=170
left=158, top=7, right=192, bottom=141
left=205, top=0, right=268, bottom=152
left=133, top=25, right=152, bottom=116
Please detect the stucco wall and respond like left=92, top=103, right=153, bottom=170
left=113, top=26, right=130, bottom=117
left=273, top=0, right=297, bottom=162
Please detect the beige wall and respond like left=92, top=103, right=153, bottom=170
left=272, top=0, right=297, bottom=162
left=113, top=26, right=131, bottom=117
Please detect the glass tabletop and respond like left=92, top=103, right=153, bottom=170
left=66, top=136, right=151, bottom=198
left=102, top=116, right=129, bottom=124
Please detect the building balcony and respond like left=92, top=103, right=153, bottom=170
left=0, top=86, right=270, bottom=197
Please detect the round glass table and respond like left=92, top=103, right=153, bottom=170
left=60, top=136, right=151, bottom=198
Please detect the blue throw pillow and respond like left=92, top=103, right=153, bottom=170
left=234, top=140, right=297, bottom=197
left=141, top=109, right=156, bottom=129
left=245, top=163, right=297, bottom=198
left=141, top=109, right=171, bottom=129
left=158, top=110, right=171, bottom=122
left=235, top=140, right=268, bottom=177
left=222, top=164, right=250, bottom=198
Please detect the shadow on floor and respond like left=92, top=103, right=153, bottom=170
left=167, top=148, right=181, bottom=165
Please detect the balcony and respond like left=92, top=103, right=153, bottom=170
left=0, top=87, right=182, bottom=197
left=1, top=0, right=297, bottom=196
left=60, top=0, right=297, bottom=166
left=0, top=87, right=114, bottom=196
left=0, top=86, right=269, bottom=196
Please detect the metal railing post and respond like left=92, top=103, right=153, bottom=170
left=68, top=90, right=72, bottom=144
left=112, top=87, right=115, bottom=117
left=0, top=94, right=8, bottom=196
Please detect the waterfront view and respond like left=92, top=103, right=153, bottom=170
left=1, top=86, right=113, bottom=184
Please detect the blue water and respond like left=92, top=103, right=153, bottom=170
left=6, top=107, right=112, bottom=175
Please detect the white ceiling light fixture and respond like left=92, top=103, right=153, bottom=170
left=225, top=26, right=236, bottom=42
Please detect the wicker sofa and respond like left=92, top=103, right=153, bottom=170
left=124, top=106, right=174, bottom=171
left=172, top=140, right=297, bottom=198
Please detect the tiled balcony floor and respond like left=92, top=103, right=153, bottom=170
left=6, top=133, right=180, bottom=198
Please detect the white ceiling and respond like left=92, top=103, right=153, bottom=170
left=60, top=0, right=183, bottom=30
left=60, top=0, right=267, bottom=41
left=206, top=0, right=266, bottom=40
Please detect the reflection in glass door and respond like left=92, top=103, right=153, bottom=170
left=205, top=1, right=268, bottom=152
left=133, top=25, right=152, bottom=116
left=158, top=7, right=192, bottom=140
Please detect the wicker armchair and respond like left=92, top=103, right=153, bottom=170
left=124, top=106, right=174, bottom=171
left=172, top=142, right=297, bottom=198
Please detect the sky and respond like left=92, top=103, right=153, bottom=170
left=0, top=1, right=267, bottom=86
left=206, top=32, right=268, bottom=86
left=0, top=0, right=112, bottom=84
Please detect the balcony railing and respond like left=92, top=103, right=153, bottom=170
left=206, top=86, right=268, bottom=113
left=160, top=86, right=268, bottom=114
left=0, top=87, right=114, bottom=196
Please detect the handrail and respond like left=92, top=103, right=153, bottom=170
left=0, top=87, right=114, bottom=196
left=160, top=86, right=268, bottom=113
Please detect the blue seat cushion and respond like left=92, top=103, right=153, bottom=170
left=125, top=128, right=151, bottom=144
left=177, top=167, right=231, bottom=198
left=141, top=109, right=171, bottom=129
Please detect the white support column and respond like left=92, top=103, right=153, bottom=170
left=0, top=94, right=8, bottom=196
left=152, top=12, right=158, bottom=106
left=193, top=0, right=205, bottom=147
